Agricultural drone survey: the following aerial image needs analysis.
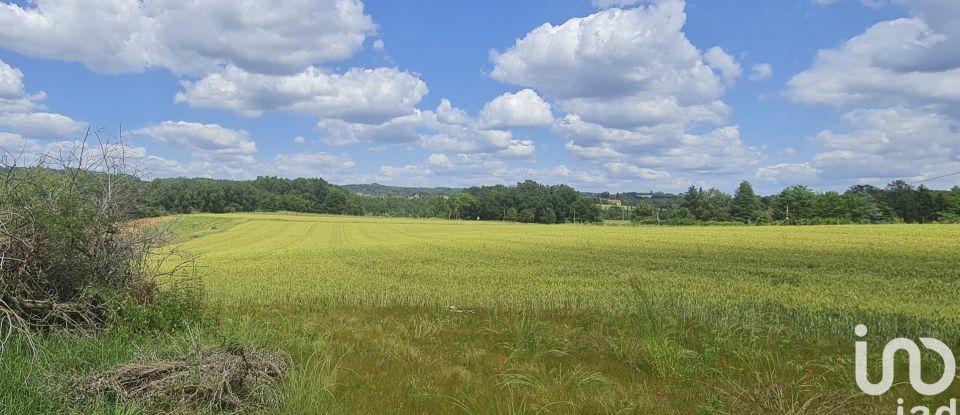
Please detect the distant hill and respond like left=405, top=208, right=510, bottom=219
left=342, top=183, right=461, bottom=197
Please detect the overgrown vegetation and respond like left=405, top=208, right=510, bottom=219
left=0, top=137, right=201, bottom=349
left=0, top=138, right=287, bottom=414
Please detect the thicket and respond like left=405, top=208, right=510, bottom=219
left=0, top=135, right=201, bottom=352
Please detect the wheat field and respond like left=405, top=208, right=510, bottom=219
left=148, top=213, right=960, bottom=413
left=181, top=214, right=960, bottom=337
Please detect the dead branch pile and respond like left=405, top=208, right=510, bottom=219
left=82, top=346, right=289, bottom=412
left=0, top=293, right=104, bottom=332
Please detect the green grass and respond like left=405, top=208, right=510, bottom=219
left=4, top=213, right=959, bottom=413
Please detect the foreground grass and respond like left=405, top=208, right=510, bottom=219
left=2, top=214, right=958, bottom=413
left=216, top=302, right=889, bottom=414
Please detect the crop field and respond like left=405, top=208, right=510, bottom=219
left=156, top=213, right=960, bottom=414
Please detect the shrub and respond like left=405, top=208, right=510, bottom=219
left=0, top=136, right=201, bottom=347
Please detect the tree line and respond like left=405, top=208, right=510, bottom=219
left=601, top=180, right=960, bottom=224
left=138, top=176, right=960, bottom=225
left=138, top=176, right=358, bottom=216
left=138, top=177, right=603, bottom=223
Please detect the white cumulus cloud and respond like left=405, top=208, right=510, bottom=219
left=785, top=0, right=960, bottom=185
left=176, top=66, right=428, bottom=123
left=478, top=89, right=553, bottom=129
left=0, top=0, right=376, bottom=75
left=489, top=0, right=760, bottom=182
left=131, top=121, right=257, bottom=163
left=0, top=58, right=84, bottom=142
left=703, top=46, right=742, bottom=86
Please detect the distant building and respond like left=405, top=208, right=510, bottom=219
left=604, top=199, right=623, bottom=206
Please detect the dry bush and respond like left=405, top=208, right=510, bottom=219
left=0, top=128, right=199, bottom=353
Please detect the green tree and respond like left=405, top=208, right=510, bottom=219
left=842, top=193, right=870, bottom=223
left=914, top=185, right=945, bottom=223
left=681, top=186, right=707, bottom=220
left=884, top=180, right=917, bottom=222
left=452, top=192, right=478, bottom=219
left=539, top=207, right=557, bottom=224
left=629, top=204, right=656, bottom=221
left=811, top=191, right=847, bottom=221
left=604, top=205, right=625, bottom=221
left=702, top=188, right=733, bottom=221
left=518, top=208, right=536, bottom=223
left=320, top=187, right=349, bottom=213
left=731, top=181, right=762, bottom=223
left=571, top=198, right=602, bottom=223
left=505, top=207, right=518, bottom=222
left=771, top=185, right=815, bottom=222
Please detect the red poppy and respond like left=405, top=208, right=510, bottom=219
left=656, top=392, right=664, bottom=398
left=498, top=355, right=507, bottom=364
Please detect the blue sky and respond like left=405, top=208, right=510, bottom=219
left=0, top=0, right=957, bottom=193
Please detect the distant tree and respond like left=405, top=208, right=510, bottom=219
left=665, top=206, right=695, bottom=224
left=320, top=187, right=350, bottom=214
left=946, top=191, right=960, bottom=214
left=841, top=193, right=870, bottom=223
left=681, top=186, right=707, bottom=220
left=505, top=207, right=518, bottom=222
left=551, top=184, right=580, bottom=222
left=884, top=180, right=917, bottom=222
left=914, top=185, right=945, bottom=223
left=731, top=181, right=762, bottom=223
left=571, top=198, right=602, bottom=223
left=539, top=207, right=557, bottom=224
left=845, top=185, right=891, bottom=223
left=812, top=191, right=847, bottom=221
left=452, top=192, right=478, bottom=219
left=604, top=205, right=624, bottom=220
left=518, top=208, right=536, bottom=223
left=629, top=204, right=656, bottom=221
left=771, top=185, right=815, bottom=222
left=702, top=188, right=733, bottom=221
